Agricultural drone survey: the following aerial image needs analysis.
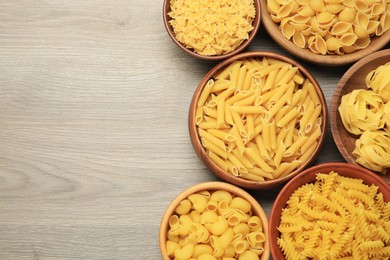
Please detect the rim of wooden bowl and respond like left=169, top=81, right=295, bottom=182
left=330, top=49, right=390, bottom=182
left=259, top=0, right=390, bottom=66
left=268, top=162, right=390, bottom=259
left=162, top=0, right=261, bottom=61
left=188, top=51, right=328, bottom=190
left=159, top=181, right=270, bottom=260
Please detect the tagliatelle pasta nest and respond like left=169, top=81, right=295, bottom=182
left=168, top=0, right=256, bottom=56
left=338, top=62, right=390, bottom=174
left=267, top=0, right=390, bottom=55
left=166, top=190, right=266, bottom=259
left=278, top=171, right=390, bottom=259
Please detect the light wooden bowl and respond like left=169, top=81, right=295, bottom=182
left=163, top=0, right=261, bottom=61
left=189, top=51, right=328, bottom=190
left=159, top=181, right=270, bottom=260
left=330, top=49, right=390, bottom=183
left=259, top=0, right=390, bottom=66
left=269, top=162, right=390, bottom=259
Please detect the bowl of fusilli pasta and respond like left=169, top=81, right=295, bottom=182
left=269, top=162, right=390, bottom=259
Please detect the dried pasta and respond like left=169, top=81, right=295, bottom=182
left=166, top=190, right=266, bottom=259
left=196, top=58, right=323, bottom=182
left=168, top=0, right=256, bottom=56
left=267, top=0, right=390, bottom=55
left=338, top=62, right=390, bottom=173
left=278, top=171, right=390, bottom=259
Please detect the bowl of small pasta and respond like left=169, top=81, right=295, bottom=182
left=268, top=162, right=390, bottom=259
left=260, top=0, right=390, bottom=66
left=159, top=181, right=270, bottom=260
left=163, top=0, right=261, bottom=60
left=189, top=51, right=327, bottom=190
left=330, top=49, right=390, bottom=184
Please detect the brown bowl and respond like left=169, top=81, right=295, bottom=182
left=269, top=162, right=390, bottom=259
left=330, top=49, right=390, bottom=183
left=259, top=0, right=390, bottom=66
left=163, top=0, right=261, bottom=61
left=159, top=181, right=270, bottom=260
left=189, top=51, right=327, bottom=190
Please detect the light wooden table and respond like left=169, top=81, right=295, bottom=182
left=0, top=1, right=387, bottom=259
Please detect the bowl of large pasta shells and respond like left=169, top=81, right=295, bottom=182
left=163, top=0, right=261, bottom=60
left=268, top=162, right=390, bottom=260
left=330, top=49, right=390, bottom=183
left=159, top=181, right=270, bottom=260
left=260, top=0, right=390, bottom=66
left=189, top=51, right=327, bottom=190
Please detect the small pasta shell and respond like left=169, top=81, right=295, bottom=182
left=355, top=11, right=370, bottom=30
left=354, top=37, right=371, bottom=49
left=267, top=0, right=280, bottom=15
left=325, top=37, right=341, bottom=51
left=289, top=14, right=311, bottom=24
left=339, top=8, right=356, bottom=23
left=298, top=6, right=315, bottom=17
left=310, top=0, right=326, bottom=12
left=317, top=12, right=335, bottom=25
left=331, top=21, right=353, bottom=36
left=325, top=4, right=345, bottom=14
left=277, top=1, right=294, bottom=18
left=292, top=31, right=307, bottom=49
left=281, top=20, right=295, bottom=39
left=354, top=0, right=370, bottom=13
left=314, top=34, right=327, bottom=55
left=339, top=32, right=358, bottom=46
left=370, top=3, right=385, bottom=17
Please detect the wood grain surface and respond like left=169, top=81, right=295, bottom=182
left=0, top=1, right=387, bottom=259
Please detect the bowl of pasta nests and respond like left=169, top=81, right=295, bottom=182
left=330, top=49, right=390, bottom=184
left=268, top=162, right=390, bottom=259
left=189, top=51, right=327, bottom=190
left=163, top=0, right=261, bottom=60
left=260, top=0, right=390, bottom=66
left=159, top=181, right=270, bottom=260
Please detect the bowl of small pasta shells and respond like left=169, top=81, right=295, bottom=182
left=330, top=49, right=390, bottom=184
left=189, top=51, right=327, bottom=190
left=260, top=0, right=390, bottom=66
left=159, top=181, right=270, bottom=260
left=268, top=162, right=390, bottom=260
left=163, top=0, right=261, bottom=60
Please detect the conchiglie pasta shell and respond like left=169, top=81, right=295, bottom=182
left=298, top=6, right=315, bottom=17
left=317, top=12, right=335, bottom=24
left=277, top=1, right=295, bottom=18
left=342, top=45, right=358, bottom=53
left=354, top=37, right=371, bottom=49
left=343, top=0, right=355, bottom=7
left=267, top=0, right=280, bottom=15
left=339, top=33, right=358, bottom=46
left=357, top=11, right=371, bottom=28
left=271, top=14, right=284, bottom=23
left=281, top=20, right=295, bottom=39
left=289, top=14, right=312, bottom=24
left=354, top=25, right=370, bottom=38
left=370, top=3, right=386, bottom=16
left=325, top=37, right=341, bottom=51
left=314, top=34, right=327, bottom=55
left=339, top=8, right=356, bottom=23
left=367, top=21, right=380, bottom=35
left=292, top=31, right=307, bottom=48
left=325, top=4, right=345, bottom=14
left=331, top=21, right=353, bottom=35
left=354, top=0, right=370, bottom=13
left=291, top=22, right=310, bottom=32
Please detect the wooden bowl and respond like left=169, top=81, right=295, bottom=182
left=163, top=0, right=261, bottom=61
left=330, top=49, right=390, bottom=183
left=259, top=0, right=390, bottom=66
left=159, top=181, right=270, bottom=260
left=269, top=162, right=390, bottom=259
left=189, top=51, right=328, bottom=190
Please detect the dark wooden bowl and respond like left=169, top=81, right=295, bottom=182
left=269, top=162, right=390, bottom=259
left=188, top=51, right=328, bottom=190
left=330, top=49, right=390, bottom=183
left=259, top=0, right=390, bottom=66
left=159, top=181, right=270, bottom=260
left=163, top=0, right=261, bottom=61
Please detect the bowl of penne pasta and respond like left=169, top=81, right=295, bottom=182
left=268, top=162, right=390, bottom=259
left=260, top=0, right=390, bottom=66
left=189, top=51, right=327, bottom=190
left=330, top=49, right=390, bottom=184
left=163, top=0, right=261, bottom=60
left=159, top=181, right=270, bottom=259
